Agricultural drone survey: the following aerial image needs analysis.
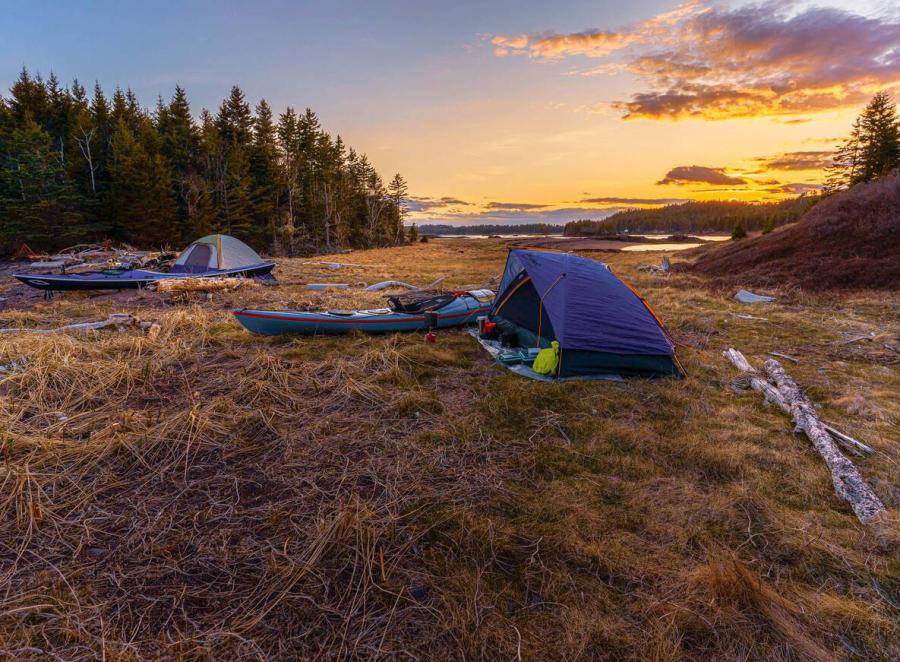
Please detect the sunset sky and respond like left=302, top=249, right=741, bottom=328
left=3, top=0, right=898, bottom=225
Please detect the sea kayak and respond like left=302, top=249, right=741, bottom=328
left=14, top=262, right=275, bottom=291
left=234, top=290, right=494, bottom=335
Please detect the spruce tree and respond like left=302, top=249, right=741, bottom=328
left=8, top=68, right=50, bottom=126
left=387, top=173, right=408, bottom=243
left=249, top=99, right=280, bottom=247
left=107, top=119, right=177, bottom=244
left=216, top=86, right=253, bottom=147
left=857, top=91, right=900, bottom=183
left=0, top=117, right=93, bottom=248
left=158, top=86, right=200, bottom=240
left=827, top=92, right=900, bottom=189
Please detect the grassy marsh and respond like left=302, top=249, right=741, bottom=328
left=0, top=239, right=897, bottom=659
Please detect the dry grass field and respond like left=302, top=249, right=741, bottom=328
left=1, top=239, right=897, bottom=660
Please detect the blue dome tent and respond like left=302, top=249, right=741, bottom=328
left=490, top=249, right=684, bottom=378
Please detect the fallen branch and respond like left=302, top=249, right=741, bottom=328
left=155, top=277, right=258, bottom=293
left=302, top=261, right=365, bottom=269
left=764, top=359, right=885, bottom=524
left=768, top=351, right=799, bottom=363
left=365, top=276, right=447, bottom=292
left=723, top=349, right=789, bottom=412
left=637, top=256, right=671, bottom=274
left=0, top=314, right=140, bottom=334
left=840, top=332, right=876, bottom=345
left=821, top=423, right=874, bottom=457
left=724, top=348, right=885, bottom=524
left=365, top=280, right=417, bottom=292
left=306, top=283, right=349, bottom=290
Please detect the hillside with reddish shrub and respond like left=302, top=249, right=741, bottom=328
left=691, top=175, right=900, bottom=290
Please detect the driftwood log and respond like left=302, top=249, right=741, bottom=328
left=0, top=313, right=160, bottom=336
left=724, top=349, right=885, bottom=525
left=155, top=277, right=258, bottom=293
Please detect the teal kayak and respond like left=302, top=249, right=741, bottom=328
left=233, top=290, right=494, bottom=335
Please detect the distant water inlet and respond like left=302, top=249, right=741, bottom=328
left=432, top=233, right=727, bottom=251
left=622, top=243, right=701, bottom=252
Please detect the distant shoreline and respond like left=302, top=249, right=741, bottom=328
left=508, top=233, right=725, bottom=251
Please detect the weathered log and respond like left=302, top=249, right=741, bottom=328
left=306, top=283, right=349, bottom=290
left=725, top=350, right=873, bottom=455
left=724, top=349, right=885, bottom=524
left=365, top=280, right=418, bottom=292
left=768, top=351, right=799, bottom=363
left=723, top=349, right=789, bottom=412
left=0, top=314, right=138, bottom=334
left=156, top=277, right=258, bottom=293
left=762, top=359, right=885, bottom=524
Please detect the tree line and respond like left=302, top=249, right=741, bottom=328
left=0, top=69, right=409, bottom=254
left=564, top=198, right=817, bottom=236
left=418, top=223, right=564, bottom=236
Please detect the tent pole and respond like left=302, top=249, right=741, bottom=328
left=536, top=274, right=565, bottom=346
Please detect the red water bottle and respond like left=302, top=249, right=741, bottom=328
left=424, top=311, right=438, bottom=343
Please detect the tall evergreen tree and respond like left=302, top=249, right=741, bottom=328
left=107, top=118, right=177, bottom=244
left=8, top=68, right=49, bottom=126
left=0, top=117, right=94, bottom=248
left=157, top=86, right=200, bottom=240
left=216, top=86, right=253, bottom=147
left=387, top=173, right=408, bottom=243
left=857, top=91, right=900, bottom=183
left=249, top=99, right=280, bottom=246
left=827, top=92, right=900, bottom=189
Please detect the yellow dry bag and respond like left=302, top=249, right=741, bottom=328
left=532, top=340, right=560, bottom=376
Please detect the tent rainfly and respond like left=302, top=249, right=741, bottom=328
left=490, top=249, right=684, bottom=378
left=172, top=234, right=268, bottom=274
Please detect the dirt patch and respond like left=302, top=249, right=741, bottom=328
left=691, top=176, right=900, bottom=291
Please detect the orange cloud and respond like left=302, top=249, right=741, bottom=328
left=657, top=165, right=746, bottom=186
left=492, top=1, right=900, bottom=120
left=523, top=30, right=637, bottom=59
left=490, top=1, right=704, bottom=60
left=754, top=151, right=834, bottom=171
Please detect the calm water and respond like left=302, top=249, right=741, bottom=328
left=433, top=233, right=728, bottom=251
left=633, top=234, right=729, bottom=242
left=621, top=243, right=702, bottom=252
left=433, top=234, right=565, bottom=239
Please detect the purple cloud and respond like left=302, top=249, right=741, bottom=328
left=657, top=165, right=747, bottom=186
